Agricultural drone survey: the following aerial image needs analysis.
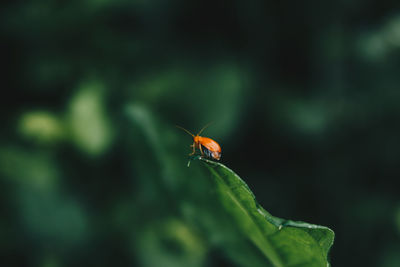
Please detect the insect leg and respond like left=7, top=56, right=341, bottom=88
left=189, top=142, right=196, bottom=155
left=199, top=144, right=204, bottom=156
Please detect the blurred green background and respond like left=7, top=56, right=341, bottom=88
left=1, top=1, right=400, bottom=266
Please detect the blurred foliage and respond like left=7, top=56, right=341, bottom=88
left=1, top=0, right=400, bottom=266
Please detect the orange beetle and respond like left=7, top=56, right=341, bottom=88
left=176, top=123, right=221, bottom=160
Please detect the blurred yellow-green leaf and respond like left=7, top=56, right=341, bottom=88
left=18, top=111, right=65, bottom=145
left=67, top=81, right=114, bottom=156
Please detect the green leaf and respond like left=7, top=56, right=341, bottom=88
left=194, top=156, right=334, bottom=267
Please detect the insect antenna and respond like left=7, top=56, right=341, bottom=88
left=197, top=122, right=213, bottom=136
left=175, top=125, right=195, bottom=137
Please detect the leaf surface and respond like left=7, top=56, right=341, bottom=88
left=195, top=156, right=334, bottom=267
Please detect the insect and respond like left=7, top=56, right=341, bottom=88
left=176, top=123, right=221, bottom=160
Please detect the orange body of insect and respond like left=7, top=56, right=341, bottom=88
left=176, top=124, right=221, bottom=160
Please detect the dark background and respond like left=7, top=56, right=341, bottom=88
left=1, top=1, right=400, bottom=266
